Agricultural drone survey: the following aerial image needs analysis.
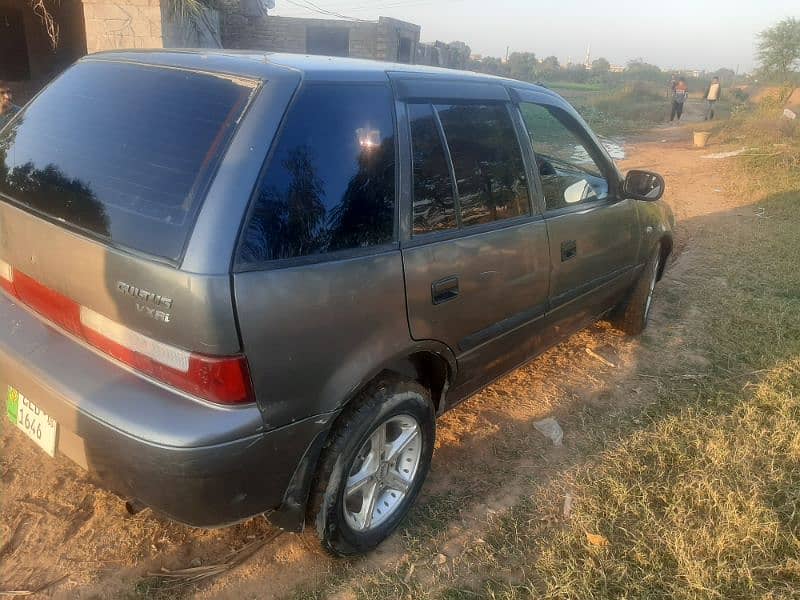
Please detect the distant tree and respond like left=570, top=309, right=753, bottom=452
left=328, top=136, right=394, bottom=252
left=591, top=57, right=611, bottom=73
left=539, top=55, right=560, bottom=75
left=240, top=145, right=326, bottom=262
left=757, top=17, right=800, bottom=80
left=559, top=63, right=587, bottom=83
left=507, top=52, right=538, bottom=82
left=478, top=56, right=507, bottom=76
left=625, top=58, right=662, bottom=81
left=711, top=67, right=737, bottom=83
left=446, top=41, right=472, bottom=70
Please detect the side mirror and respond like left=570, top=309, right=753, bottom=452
left=624, top=170, right=665, bottom=201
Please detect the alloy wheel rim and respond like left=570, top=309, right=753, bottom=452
left=343, top=414, right=422, bottom=532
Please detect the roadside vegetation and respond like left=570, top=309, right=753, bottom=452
left=287, top=92, right=800, bottom=600
left=569, top=82, right=672, bottom=135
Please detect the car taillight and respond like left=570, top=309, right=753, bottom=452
left=80, top=306, right=253, bottom=405
left=13, top=270, right=83, bottom=334
left=0, top=264, right=254, bottom=405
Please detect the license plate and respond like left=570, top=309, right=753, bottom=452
left=6, top=386, right=58, bottom=457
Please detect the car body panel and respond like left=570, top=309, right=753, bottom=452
left=0, top=291, right=264, bottom=447
left=233, top=251, right=414, bottom=429
left=402, top=220, right=551, bottom=380
left=0, top=201, right=241, bottom=356
left=544, top=199, right=640, bottom=309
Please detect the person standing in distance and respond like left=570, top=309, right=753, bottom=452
left=670, top=77, right=689, bottom=122
left=704, top=76, right=722, bottom=120
left=0, top=83, right=20, bottom=130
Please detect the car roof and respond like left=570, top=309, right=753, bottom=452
left=84, top=49, right=558, bottom=96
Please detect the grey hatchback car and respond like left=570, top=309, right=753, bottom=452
left=0, top=51, right=673, bottom=555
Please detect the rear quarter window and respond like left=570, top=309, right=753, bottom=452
left=0, top=60, right=257, bottom=262
left=238, top=83, right=396, bottom=265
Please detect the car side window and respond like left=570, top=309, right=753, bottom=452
left=519, top=102, right=609, bottom=212
left=238, top=84, right=396, bottom=264
left=435, top=104, right=530, bottom=228
left=409, top=103, right=458, bottom=235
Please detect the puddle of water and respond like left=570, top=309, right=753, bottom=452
left=600, top=136, right=626, bottom=160
left=569, top=135, right=626, bottom=165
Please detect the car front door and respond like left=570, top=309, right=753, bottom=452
left=396, top=80, right=551, bottom=398
left=516, top=90, right=640, bottom=327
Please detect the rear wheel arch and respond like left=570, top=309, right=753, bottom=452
left=382, top=350, right=453, bottom=414
left=331, top=341, right=456, bottom=416
left=269, top=345, right=455, bottom=531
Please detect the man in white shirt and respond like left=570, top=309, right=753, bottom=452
left=704, top=77, right=722, bottom=121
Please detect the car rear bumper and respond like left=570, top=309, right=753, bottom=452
left=0, top=292, right=333, bottom=527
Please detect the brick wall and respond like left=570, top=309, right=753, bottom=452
left=81, top=0, right=164, bottom=53
left=220, top=13, right=376, bottom=57
left=375, top=16, right=419, bottom=63
left=218, top=8, right=420, bottom=64
left=77, top=1, right=421, bottom=62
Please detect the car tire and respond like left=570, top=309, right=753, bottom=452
left=309, top=376, right=435, bottom=556
left=613, top=244, right=662, bottom=336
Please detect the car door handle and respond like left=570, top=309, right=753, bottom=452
left=431, top=276, right=459, bottom=305
left=561, top=240, right=577, bottom=262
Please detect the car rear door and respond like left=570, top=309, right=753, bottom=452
left=514, top=88, right=640, bottom=326
left=394, top=78, right=551, bottom=396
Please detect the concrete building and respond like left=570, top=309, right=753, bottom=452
left=1, top=0, right=419, bottom=101
left=218, top=10, right=420, bottom=64
left=416, top=40, right=471, bottom=70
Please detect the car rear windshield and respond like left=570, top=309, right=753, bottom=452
left=0, top=60, right=258, bottom=263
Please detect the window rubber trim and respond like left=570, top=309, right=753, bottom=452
left=400, top=212, right=545, bottom=250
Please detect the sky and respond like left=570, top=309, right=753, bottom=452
left=271, top=0, right=798, bottom=72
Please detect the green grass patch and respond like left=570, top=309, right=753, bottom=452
left=544, top=81, right=606, bottom=92
left=575, top=83, right=670, bottom=135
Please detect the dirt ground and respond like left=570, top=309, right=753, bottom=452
left=0, top=108, right=746, bottom=599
